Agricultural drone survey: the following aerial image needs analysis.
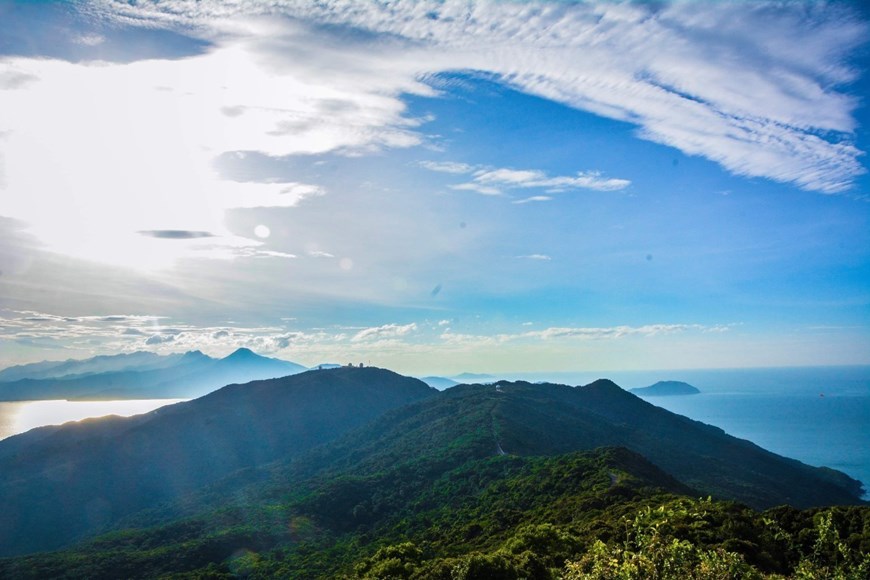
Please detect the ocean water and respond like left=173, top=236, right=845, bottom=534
left=0, top=399, right=186, bottom=441
left=508, top=366, right=870, bottom=498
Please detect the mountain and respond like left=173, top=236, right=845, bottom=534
left=0, top=351, right=188, bottom=383
left=0, top=366, right=436, bottom=556
left=0, top=374, right=866, bottom=578
left=419, top=375, right=459, bottom=389
left=312, top=363, right=342, bottom=369
left=0, top=348, right=308, bottom=400
left=629, top=380, right=701, bottom=396
left=279, top=379, right=862, bottom=510
left=0, top=371, right=864, bottom=563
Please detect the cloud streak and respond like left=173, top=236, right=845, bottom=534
left=91, top=0, right=867, bottom=194
left=352, top=323, right=418, bottom=343
left=1, top=0, right=865, bottom=273
left=138, top=230, right=215, bottom=239
left=440, top=323, right=731, bottom=346
left=424, top=161, right=630, bottom=198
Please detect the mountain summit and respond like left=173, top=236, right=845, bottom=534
left=221, top=347, right=259, bottom=361
left=0, top=370, right=864, bottom=574
left=0, top=366, right=436, bottom=556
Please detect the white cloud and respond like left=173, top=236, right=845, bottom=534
left=517, top=254, right=552, bottom=261
left=449, top=182, right=502, bottom=196
left=0, top=0, right=864, bottom=277
left=426, top=162, right=630, bottom=196
left=0, top=28, right=428, bottom=269
left=91, top=0, right=865, bottom=194
left=75, top=34, right=105, bottom=46
left=417, top=160, right=475, bottom=174
left=512, top=196, right=552, bottom=204
left=526, top=324, right=712, bottom=340
left=472, top=167, right=629, bottom=192
left=352, top=322, right=418, bottom=342
left=0, top=309, right=335, bottom=357
left=438, top=323, right=728, bottom=346
left=251, top=250, right=298, bottom=259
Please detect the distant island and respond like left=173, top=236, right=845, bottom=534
left=630, top=380, right=701, bottom=396
left=420, top=376, right=460, bottom=390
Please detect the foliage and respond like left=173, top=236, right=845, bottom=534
left=0, top=379, right=867, bottom=578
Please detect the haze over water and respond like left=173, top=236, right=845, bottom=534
left=506, top=365, right=870, bottom=498
left=0, top=399, right=186, bottom=441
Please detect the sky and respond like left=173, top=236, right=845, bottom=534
left=0, top=0, right=869, bottom=375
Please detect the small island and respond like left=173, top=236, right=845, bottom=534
left=630, top=380, right=701, bottom=396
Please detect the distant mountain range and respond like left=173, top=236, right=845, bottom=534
left=0, top=367, right=863, bottom=565
left=419, top=375, right=459, bottom=389
left=629, top=380, right=701, bottom=396
left=419, top=372, right=500, bottom=389
left=0, top=348, right=307, bottom=400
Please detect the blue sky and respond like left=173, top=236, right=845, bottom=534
left=0, top=0, right=868, bottom=374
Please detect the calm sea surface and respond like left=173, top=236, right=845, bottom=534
left=0, top=399, right=186, bottom=441
left=509, top=366, right=870, bottom=498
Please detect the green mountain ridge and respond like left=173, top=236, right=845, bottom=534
left=0, top=367, right=436, bottom=556
left=0, top=368, right=866, bottom=578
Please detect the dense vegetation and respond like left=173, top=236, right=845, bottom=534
left=2, top=449, right=867, bottom=579
left=0, top=367, right=436, bottom=555
left=0, top=370, right=866, bottom=578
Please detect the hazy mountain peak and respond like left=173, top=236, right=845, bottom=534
left=222, top=347, right=260, bottom=361
left=581, top=378, right=623, bottom=391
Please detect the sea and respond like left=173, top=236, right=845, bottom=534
left=507, top=365, right=870, bottom=499
left=0, top=399, right=186, bottom=441
left=0, top=366, right=867, bottom=499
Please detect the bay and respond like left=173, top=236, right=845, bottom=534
left=0, top=398, right=186, bottom=441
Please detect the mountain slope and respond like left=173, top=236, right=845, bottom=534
left=281, top=379, right=863, bottom=509
left=0, top=446, right=695, bottom=579
left=2, top=373, right=868, bottom=578
left=0, top=367, right=436, bottom=556
left=132, top=376, right=865, bottom=534
left=0, top=372, right=863, bottom=561
left=490, top=379, right=863, bottom=508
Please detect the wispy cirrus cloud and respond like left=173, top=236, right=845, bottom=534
left=416, top=160, right=475, bottom=174
left=440, top=323, right=732, bottom=346
left=0, top=0, right=864, bottom=276
left=90, top=0, right=867, bottom=194
left=472, top=168, right=629, bottom=193
left=138, top=230, right=215, bottom=239
left=352, top=323, right=418, bottom=343
left=512, top=196, right=553, bottom=205
left=422, top=161, right=630, bottom=197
